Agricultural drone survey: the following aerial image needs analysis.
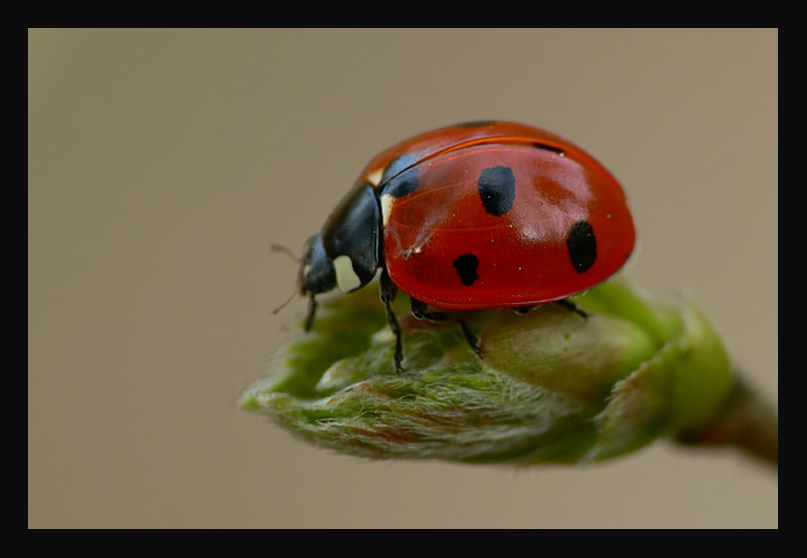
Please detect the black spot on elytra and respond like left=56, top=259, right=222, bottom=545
left=453, top=253, right=479, bottom=286
left=567, top=220, right=597, bottom=273
left=477, top=166, right=516, bottom=216
left=380, top=166, right=419, bottom=198
left=380, top=153, right=420, bottom=189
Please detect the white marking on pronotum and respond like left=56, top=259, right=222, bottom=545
left=366, top=168, right=384, bottom=187
left=380, top=193, right=395, bottom=226
left=333, top=255, right=362, bottom=292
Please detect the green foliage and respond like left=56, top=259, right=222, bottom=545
left=241, top=278, right=734, bottom=465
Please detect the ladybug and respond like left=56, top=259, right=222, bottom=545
left=295, top=120, right=635, bottom=370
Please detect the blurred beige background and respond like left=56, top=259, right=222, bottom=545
left=29, top=29, right=777, bottom=528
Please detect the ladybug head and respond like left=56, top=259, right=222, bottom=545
left=295, top=183, right=382, bottom=331
left=299, top=233, right=336, bottom=297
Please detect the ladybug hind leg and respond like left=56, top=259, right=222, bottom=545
left=556, top=299, right=589, bottom=320
left=513, top=300, right=589, bottom=320
left=410, top=298, right=482, bottom=358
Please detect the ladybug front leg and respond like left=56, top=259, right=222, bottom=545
left=304, top=294, right=318, bottom=332
left=410, top=298, right=482, bottom=358
left=379, top=269, right=404, bottom=372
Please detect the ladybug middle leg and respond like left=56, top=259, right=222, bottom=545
left=410, top=298, right=482, bottom=358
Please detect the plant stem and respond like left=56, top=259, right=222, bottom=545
left=675, top=374, right=778, bottom=471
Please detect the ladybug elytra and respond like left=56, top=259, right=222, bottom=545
left=295, top=120, right=636, bottom=370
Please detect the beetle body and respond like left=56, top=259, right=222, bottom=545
left=297, top=121, right=636, bottom=368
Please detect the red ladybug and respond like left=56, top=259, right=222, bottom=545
left=295, top=120, right=636, bottom=370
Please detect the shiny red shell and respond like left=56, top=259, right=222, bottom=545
left=357, top=121, right=636, bottom=310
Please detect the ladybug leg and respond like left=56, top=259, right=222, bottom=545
left=410, top=297, right=448, bottom=323
left=410, top=298, right=482, bottom=358
left=457, top=319, right=483, bottom=358
left=514, top=301, right=588, bottom=320
left=379, top=269, right=404, bottom=372
left=557, top=299, right=589, bottom=320
left=304, top=294, right=317, bottom=331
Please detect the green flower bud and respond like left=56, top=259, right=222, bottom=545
left=241, top=278, right=761, bottom=465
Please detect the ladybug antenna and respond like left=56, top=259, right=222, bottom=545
left=272, top=288, right=300, bottom=315
left=270, top=242, right=300, bottom=262
left=270, top=242, right=303, bottom=316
